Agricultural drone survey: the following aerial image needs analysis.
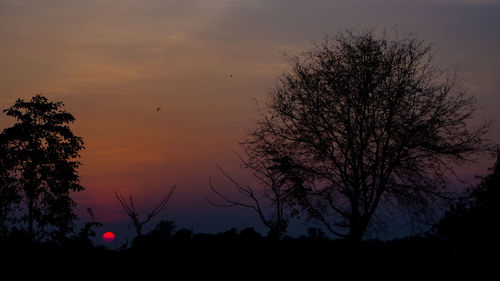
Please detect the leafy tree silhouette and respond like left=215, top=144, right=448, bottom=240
left=74, top=208, right=103, bottom=247
left=248, top=29, right=490, bottom=242
left=1, top=95, right=84, bottom=242
left=0, top=134, right=20, bottom=235
left=434, top=149, right=500, bottom=252
left=150, top=220, right=176, bottom=239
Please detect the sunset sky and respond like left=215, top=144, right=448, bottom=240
left=1, top=0, right=499, bottom=244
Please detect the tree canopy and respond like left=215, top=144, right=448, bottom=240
left=249, top=30, right=489, bottom=241
left=1, top=95, right=84, bottom=241
left=434, top=150, right=499, bottom=249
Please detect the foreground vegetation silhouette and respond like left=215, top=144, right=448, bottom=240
left=0, top=29, right=497, bottom=273
left=433, top=150, right=500, bottom=256
left=115, top=185, right=176, bottom=238
left=209, top=29, right=490, bottom=242
left=0, top=95, right=85, bottom=243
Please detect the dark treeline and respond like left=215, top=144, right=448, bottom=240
left=0, top=216, right=496, bottom=274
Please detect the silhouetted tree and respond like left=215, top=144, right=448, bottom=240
left=209, top=150, right=293, bottom=238
left=56, top=208, right=103, bottom=250
left=150, top=220, right=176, bottom=239
left=0, top=134, right=19, bottom=235
left=209, top=123, right=301, bottom=239
left=250, top=29, right=489, bottom=242
left=239, top=227, right=262, bottom=240
left=75, top=208, right=103, bottom=246
left=173, top=228, right=192, bottom=240
left=116, top=185, right=176, bottom=237
left=434, top=149, right=500, bottom=249
left=1, top=95, right=85, bottom=241
left=306, top=227, right=328, bottom=241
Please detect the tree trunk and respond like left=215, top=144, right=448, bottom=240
left=348, top=212, right=366, bottom=244
left=27, top=174, right=36, bottom=242
left=349, top=225, right=364, bottom=243
left=135, top=223, right=143, bottom=237
left=28, top=196, right=34, bottom=242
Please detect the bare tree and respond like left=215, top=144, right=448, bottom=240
left=209, top=139, right=295, bottom=238
left=251, top=29, right=490, bottom=242
left=116, top=185, right=176, bottom=237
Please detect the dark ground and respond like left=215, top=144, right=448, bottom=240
left=0, top=230, right=495, bottom=278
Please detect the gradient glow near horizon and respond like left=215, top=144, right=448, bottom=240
left=1, top=0, right=499, bottom=234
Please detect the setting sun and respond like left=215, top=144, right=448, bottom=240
left=103, top=232, right=115, bottom=243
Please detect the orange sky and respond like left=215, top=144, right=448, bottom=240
left=1, top=0, right=499, bottom=239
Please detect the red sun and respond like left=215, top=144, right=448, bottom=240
left=103, top=232, right=115, bottom=243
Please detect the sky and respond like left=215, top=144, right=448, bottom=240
left=1, top=0, right=499, bottom=245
